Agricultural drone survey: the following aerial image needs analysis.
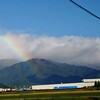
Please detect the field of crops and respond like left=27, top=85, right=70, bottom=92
left=0, top=90, right=100, bottom=100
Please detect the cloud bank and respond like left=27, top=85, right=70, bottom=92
left=0, top=33, right=100, bottom=67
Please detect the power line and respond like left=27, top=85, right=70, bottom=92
left=69, top=0, right=100, bottom=20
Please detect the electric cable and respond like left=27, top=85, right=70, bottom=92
left=69, top=0, right=100, bottom=20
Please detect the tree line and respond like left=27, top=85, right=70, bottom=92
left=94, top=81, right=100, bottom=87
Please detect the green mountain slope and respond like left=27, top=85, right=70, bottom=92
left=0, top=59, right=100, bottom=87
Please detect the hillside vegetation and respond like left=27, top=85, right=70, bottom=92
left=0, top=59, right=100, bottom=87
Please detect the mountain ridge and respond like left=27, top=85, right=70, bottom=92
left=0, top=58, right=100, bottom=87
left=0, top=59, right=20, bottom=70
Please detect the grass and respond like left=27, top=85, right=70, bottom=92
left=0, top=89, right=100, bottom=100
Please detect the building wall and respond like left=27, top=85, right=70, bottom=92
left=82, top=79, right=100, bottom=83
left=0, top=88, right=11, bottom=92
left=31, top=82, right=94, bottom=90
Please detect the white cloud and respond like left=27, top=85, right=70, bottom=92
left=0, top=33, right=100, bottom=67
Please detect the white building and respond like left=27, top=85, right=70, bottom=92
left=0, top=88, right=11, bottom=92
left=82, top=78, right=100, bottom=83
left=31, top=78, right=100, bottom=90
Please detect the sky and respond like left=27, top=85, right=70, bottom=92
left=0, top=0, right=100, bottom=36
left=0, top=0, right=100, bottom=66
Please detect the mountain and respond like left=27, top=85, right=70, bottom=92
left=0, top=83, right=9, bottom=88
left=0, top=59, right=100, bottom=87
left=0, top=59, right=20, bottom=70
left=0, top=64, right=4, bottom=70
left=87, top=65, right=100, bottom=70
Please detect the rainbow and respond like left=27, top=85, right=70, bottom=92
left=3, top=35, right=30, bottom=61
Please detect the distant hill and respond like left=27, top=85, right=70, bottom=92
left=0, top=64, right=4, bottom=70
left=0, top=59, right=20, bottom=70
left=0, top=83, right=9, bottom=88
left=0, top=59, right=100, bottom=87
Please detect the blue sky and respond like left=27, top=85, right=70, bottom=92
left=0, top=0, right=100, bottom=37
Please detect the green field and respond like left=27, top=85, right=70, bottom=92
left=0, top=90, right=100, bottom=100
